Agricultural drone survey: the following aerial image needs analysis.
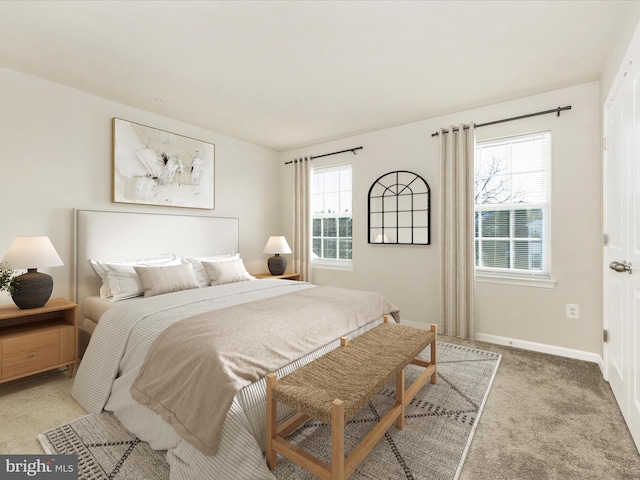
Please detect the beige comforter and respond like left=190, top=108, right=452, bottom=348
left=130, top=285, right=399, bottom=456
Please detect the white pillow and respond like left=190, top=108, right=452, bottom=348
left=90, top=255, right=177, bottom=299
left=202, top=258, right=254, bottom=286
left=134, top=263, right=199, bottom=298
left=107, top=257, right=182, bottom=301
left=182, top=252, right=239, bottom=287
left=89, top=259, right=115, bottom=298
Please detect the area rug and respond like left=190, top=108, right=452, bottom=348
left=39, top=341, right=500, bottom=480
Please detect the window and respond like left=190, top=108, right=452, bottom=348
left=474, top=131, right=551, bottom=280
left=312, top=164, right=352, bottom=266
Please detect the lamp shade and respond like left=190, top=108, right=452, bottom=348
left=2, top=236, right=63, bottom=269
left=2, top=236, right=63, bottom=309
left=263, top=236, right=292, bottom=255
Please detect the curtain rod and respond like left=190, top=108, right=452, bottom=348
left=285, top=146, right=363, bottom=165
left=431, top=105, right=572, bottom=137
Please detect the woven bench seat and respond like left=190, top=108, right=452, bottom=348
left=266, top=317, right=437, bottom=480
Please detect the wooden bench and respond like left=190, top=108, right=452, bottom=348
left=266, top=317, right=437, bottom=479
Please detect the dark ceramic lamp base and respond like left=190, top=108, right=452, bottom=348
left=11, top=269, right=53, bottom=309
left=267, top=255, right=287, bottom=276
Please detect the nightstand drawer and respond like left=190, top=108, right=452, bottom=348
left=0, top=298, right=78, bottom=383
left=1, top=329, right=60, bottom=379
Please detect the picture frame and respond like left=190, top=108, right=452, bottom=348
left=112, top=118, right=215, bottom=209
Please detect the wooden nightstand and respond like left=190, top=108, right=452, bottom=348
left=0, top=298, right=78, bottom=384
left=253, top=272, right=301, bottom=281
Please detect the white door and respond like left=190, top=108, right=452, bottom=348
left=629, top=62, right=640, bottom=451
left=604, top=49, right=640, bottom=452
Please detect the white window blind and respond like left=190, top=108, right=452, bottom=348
left=312, top=164, right=352, bottom=265
left=474, top=131, right=551, bottom=278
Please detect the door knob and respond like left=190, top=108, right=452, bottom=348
left=609, top=261, right=632, bottom=274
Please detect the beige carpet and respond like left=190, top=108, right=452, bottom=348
left=2, top=336, right=640, bottom=479
left=0, top=369, right=86, bottom=454
left=446, top=337, right=640, bottom=480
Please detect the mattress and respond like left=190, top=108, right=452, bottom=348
left=83, top=295, right=118, bottom=322
left=79, top=295, right=136, bottom=357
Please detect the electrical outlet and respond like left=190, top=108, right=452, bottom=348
left=566, top=304, right=579, bottom=319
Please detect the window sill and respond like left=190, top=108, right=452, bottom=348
left=312, top=260, right=353, bottom=272
left=476, top=273, right=555, bottom=289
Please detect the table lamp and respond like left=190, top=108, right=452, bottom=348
left=2, top=236, right=64, bottom=309
left=263, top=236, right=292, bottom=275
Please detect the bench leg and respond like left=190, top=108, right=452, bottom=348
left=331, top=399, right=345, bottom=480
left=430, top=323, right=437, bottom=384
left=395, top=369, right=405, bottom=429
left=266, top=373, right=277, bottom=470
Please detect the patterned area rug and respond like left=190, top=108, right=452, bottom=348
left=39, top=342, right=500, bottom=480
left=38, top=412, right=168, bottom=480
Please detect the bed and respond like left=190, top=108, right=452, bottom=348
left=70, top=209, right=399, bottom=480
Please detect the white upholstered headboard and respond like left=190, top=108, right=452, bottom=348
left=75, top=209, right=239, bottom=310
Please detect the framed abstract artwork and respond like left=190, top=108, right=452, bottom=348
left=112, top=118, right=215, bottom=209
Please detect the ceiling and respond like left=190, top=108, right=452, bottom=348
left=0, top=1, right=631, bottom=151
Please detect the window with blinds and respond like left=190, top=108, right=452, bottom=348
left=312, top=164, right=353, bottom=266
left=474, top=131, right=551, bottom=278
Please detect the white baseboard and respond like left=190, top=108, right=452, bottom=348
left=397, top=321, right=605, bottom=373
left=475, top=332, right=604, bottom=369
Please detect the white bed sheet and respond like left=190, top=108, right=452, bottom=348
left=72, top=280, right=389, bottom=480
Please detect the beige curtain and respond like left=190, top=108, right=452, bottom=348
left=293, top=157, right=312, bottom=282
left=438, top=123, right=475, bottom=339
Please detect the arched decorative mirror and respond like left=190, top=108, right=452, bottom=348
left=368, top=170, right=430, bottom=245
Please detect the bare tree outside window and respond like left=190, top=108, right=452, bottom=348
left=474, top=155, right=524, bottom=205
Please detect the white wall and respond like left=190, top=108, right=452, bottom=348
left=601, top=3, right=640, bottom=106
left=0, top=67, right=281, bottom=305
left=281, top=82, right=602, bottom=356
